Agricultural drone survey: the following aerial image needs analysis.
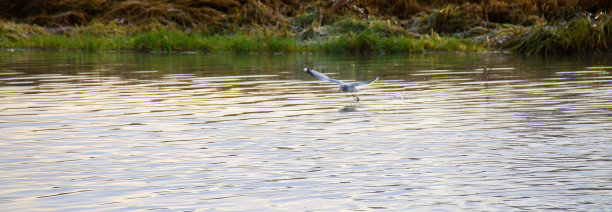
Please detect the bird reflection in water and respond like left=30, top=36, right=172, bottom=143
left=339, top=102, right=359, bottom=112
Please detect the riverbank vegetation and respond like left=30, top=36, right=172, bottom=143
left=1, top=0, right=610, bottom=54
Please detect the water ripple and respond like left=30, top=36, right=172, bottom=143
left=1, top=51, right=611, bottom=211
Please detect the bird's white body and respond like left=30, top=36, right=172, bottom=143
left=304, top=68, right=378, bottom=101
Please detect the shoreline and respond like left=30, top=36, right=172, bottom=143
left=0, top=22, right=486, bottom=53
left=1, top=1, right=610, bottom=55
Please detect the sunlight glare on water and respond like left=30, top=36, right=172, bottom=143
left=0, top=51, right=611, bottom=211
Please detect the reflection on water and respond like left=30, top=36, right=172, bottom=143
left=339, top=105, right=358, bottom=112
left=1, top=50, right=611, bottom=211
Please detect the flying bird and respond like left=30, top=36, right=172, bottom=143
left=304, top=68, right=378, bottom=102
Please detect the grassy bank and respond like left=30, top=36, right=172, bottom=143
left=1, top=0, right=610, bottom=54
left=0, top=20, right=485, bottom=53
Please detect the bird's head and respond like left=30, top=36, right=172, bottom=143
left=339, top=84, right=348, bottom=92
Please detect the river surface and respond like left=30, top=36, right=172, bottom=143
left=1, top=50, right=611, bottom=211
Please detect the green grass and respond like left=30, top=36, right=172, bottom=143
left=316, top=30, right=484, bottom=53
left=0, top=14, right=507, bottom=54
left=9, top=33, right=129, bottom=51
left=0, top=23, right=484, bottom=53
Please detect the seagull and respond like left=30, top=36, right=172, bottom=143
left=304, top=68, right=378, bottom=102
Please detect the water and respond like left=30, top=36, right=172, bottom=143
left=1, top=50, right=611, bottom=211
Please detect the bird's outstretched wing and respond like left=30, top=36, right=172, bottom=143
left=304, top=68, right=343, bottom=85
left=348, top=76, right=378, bottom=87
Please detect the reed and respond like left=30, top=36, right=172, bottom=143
left=503, top=12, right=612, bottom=55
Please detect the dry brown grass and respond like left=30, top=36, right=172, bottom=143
left=0, top=0, right=610, bottom=33
left=100, top=0, right=240, bottom=27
